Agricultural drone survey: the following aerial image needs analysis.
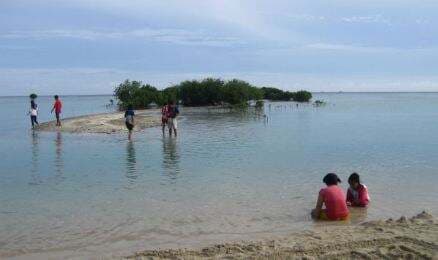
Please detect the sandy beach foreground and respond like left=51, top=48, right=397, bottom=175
left=37, top=110, right=162, bottom=134
left=128, top=212, right=437, bottom=259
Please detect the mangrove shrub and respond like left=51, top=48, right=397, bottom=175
left=114, top=78, right=312, bottom=109
left=293, top=90, right=312, bottom=102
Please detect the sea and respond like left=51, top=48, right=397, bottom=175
left=1, top=93, right=437, bottom=258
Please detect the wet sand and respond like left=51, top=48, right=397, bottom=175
left=128, top=212, right=437, bottom=259
left=36, top=110, right=162, bottom=134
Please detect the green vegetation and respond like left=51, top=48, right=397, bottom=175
left=261, top=88, right=312, bottom=102
left=261, top=87, right=294, bottom=101
left=313, top=100, right=326, bottom=107
left=114, top=80, right=161, bottom=109
left=114, top=78, right=312, bottom=109
left=294, top=90, right=313, bottom=102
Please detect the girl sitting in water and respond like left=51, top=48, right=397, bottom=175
left=346, top=173, right=370, bottom=207
left=311, top=173, right=349, bottom=221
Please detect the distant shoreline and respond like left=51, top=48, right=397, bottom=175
left=3, top=92, right=438, bottom=98
left=36, top=109, right=161, bottom=134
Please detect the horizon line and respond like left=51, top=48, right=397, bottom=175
left=2, top=91, right=438, bottom=98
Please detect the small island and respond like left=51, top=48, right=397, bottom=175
left=38, top=78, right=312, bottom=134
left=114, top=78, right=312, bottom=109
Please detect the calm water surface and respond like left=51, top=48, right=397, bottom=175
left=0, top=93, right=437, bottom=258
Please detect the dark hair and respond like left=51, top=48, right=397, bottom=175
left=54, top=95, right=59, bottom=99
left=348, top=173, right=361, bottom=184
left=31, top=100, right=36, bottom=109
left=323, top=173, right=341, bottom=185
left=127, top=104, right=133, bottom=110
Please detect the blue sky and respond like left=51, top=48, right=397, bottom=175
left=1, top=0, right=438, bottom=95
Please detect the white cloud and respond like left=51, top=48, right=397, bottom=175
left=341, top=15, right=391, bottom=25
left=0, top=28, right=246, bottom=47
left=1, top=68, right=438, bottom=95
left=304, top=43, right=438, bottom=53
left=305, top=43, right=395, bottom=52
left=415, top=18, right=429, bottom=25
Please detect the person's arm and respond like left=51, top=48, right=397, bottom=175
left=312, top=193, right=324, bottom=218
left=356, top=185, right=370, bottom=207
left=346, top=188, right=353, bottom=206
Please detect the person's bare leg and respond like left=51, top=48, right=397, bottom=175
left=56, top=114, right=61, bottom=126
left=128, top=130, right=132, bottom=141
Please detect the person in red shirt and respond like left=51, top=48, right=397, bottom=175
left=311, top=173, right=349, bottom=221
left=51, top=95, right=62, bottom=126
left=346, top=173, right=370, bottom=207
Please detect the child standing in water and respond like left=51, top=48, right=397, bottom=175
left=124, top=105, right=135, bottom=141
left=51, top=95, right=62, bottom=126
left=161, top=102, right=169, bottom=134
left=312, top=173, right=349, bottom=221
left=29, top=100, right=39, bottom=128
left=346, top=173, right=370, bottom=207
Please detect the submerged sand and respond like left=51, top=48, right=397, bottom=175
left=37, top=110, right=162, bottom=134
left=128, top=212, right=437, bottom=259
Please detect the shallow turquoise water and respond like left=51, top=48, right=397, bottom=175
left=1, top=93, right=438, bottom=258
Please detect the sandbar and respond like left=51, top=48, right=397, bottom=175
left=37, top=110, right=162, bottom=134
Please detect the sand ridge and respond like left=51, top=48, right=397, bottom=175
left=127, top=212, right=437, bottom=259
left=36, top=109, right=162, bottom=134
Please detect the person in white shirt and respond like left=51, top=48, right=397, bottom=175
left=29, top=100, right=39, bottom=128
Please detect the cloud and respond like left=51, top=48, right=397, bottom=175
left=341, top=15, right=391, bottom=25
left=0, top=28, right=246, bottom=47
left=304, top=43, right=437, bottom=53
left=2, top=68, right=438, bottom=95
left=305, top=43, right=394, bottom=52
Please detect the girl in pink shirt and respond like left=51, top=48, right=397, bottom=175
left=346, top=173, right=370, bottom=207
left=311, top=173, right=349, bottom=221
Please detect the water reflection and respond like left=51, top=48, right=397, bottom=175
left=125, top=141, right=138, bottom=182
left=29, top=130, right=41, bottom=185
left=54, top=132, right=64, bottom=182
left=162, top=137, right=180, bottom=181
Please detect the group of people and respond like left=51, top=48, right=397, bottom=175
left=124, top=100, right=179, bottom=140
left=29, top=95, right=63, bottom=129
left=312, top=172, right=370, bottom=221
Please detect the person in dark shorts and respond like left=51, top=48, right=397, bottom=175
left=124, top=105, right=135, bottom=140
left=29, top=100, right=39, bottom=128
left=51, top=95, right=62, bottom=126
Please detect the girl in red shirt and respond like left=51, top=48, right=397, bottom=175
left=346, top=173, right=370, bottom=207
left=312, top=173, right=349, bottom=221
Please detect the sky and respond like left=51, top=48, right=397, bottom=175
left=1, top=0, right=438, bottom=95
